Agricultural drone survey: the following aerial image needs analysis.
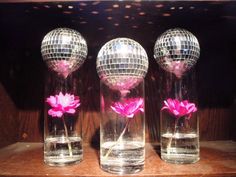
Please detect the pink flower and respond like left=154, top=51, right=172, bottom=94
left=111, top=98, right=144, bottom=118
left=161, top=98, right=197, bottom=118
left=46, top=92, right=80, bottom=118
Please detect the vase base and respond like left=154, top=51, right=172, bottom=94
left=101, top=164, right=143, bottom=175
left=44, top=136, right=83, bottom=166
left=161, top=133, right=199, bottom=164
left=100, top=141, right=144, bottom=174
left=161, top=155, right=200, bottom=164
left=44, top=157, right=83, bottom=166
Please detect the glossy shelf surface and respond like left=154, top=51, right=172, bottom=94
left=0, top=141, right=236, bottom=177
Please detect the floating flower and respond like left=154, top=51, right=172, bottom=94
left=46, top=92, right=80, bottom=118
left=161, top=98, right=197, bottom=118
left=111, top=98, right=144, bottom=118
left=104, top=98, right=144, bottom=158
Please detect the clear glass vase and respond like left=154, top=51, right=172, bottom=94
left=44, top=71, right=82, bottom=166
left=160, top=70, right=199, bottom=164
left=100, top=81, right=145, bottom=174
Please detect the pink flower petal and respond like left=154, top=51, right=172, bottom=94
left=48, top=109, right=63, bottom=118
left=46, top=96, right=57, bottom=107
left=139, top=107, right=144, bottom=113
left=111, top=98, right=144, bottom=118
left=46, top=92, right=80, bottom=118
left=161, top=98, right=197, bottom=119
left=66, top=108, right=76, bottom=114
left=127, top=113, right=135, bottom=118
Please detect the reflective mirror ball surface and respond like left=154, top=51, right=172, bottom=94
left=41, top=28, right=88, bottom=78
left=154, top=28, right=200, bottom=78
left=96, top=38, right=149, bottom=92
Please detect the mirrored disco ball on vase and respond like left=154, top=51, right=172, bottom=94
left=154, top=28, right=200, bottom=78
left=96, top=38, right=149, bottom=93
left=41, top=28, right=88, bottom=78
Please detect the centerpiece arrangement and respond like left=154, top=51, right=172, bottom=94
left=96, top=38, right=149, bottom=174
left=154, top=28, right=200, bottom=164
left=41, top=28, right=88, bottom=166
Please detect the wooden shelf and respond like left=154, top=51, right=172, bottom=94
left=0, top=141, right=236, bottom=177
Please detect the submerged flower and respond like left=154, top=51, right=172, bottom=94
left=161, top=98, right=197, bottom=118
left=111, top=98, right=144, bottom=118
left=46, top=92, right=80, bottom=117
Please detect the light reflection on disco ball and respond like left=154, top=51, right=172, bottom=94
left=41, top=28, right=88, bottom=78
left=154, top=28, right=200, bottom=78
left=96, top=38, right=149, bottom=92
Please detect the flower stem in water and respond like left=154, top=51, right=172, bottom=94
left=104, top=118, right=131, bottom=159
left=62, top=116, right=73, bottom=157
left=167, top=118, right=179, bottom=155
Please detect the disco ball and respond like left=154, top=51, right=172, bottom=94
left=41, top=28, right=88, bottom=78
left=154, top=28, right=200, bottom=78
left=96, top=38, right=149, bottom=91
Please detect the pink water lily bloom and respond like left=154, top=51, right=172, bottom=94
left=46, top=92, right=80, bottom=118
left=111, top=98, right=144, bottom=118
left=161, top=98, right=197, bottom=118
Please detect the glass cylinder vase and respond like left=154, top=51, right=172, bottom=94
left=100, top=81, right=145, bottom=174
left=44, top=71, right=82, bottom=166
left=160, top=70, right=199, bottom=164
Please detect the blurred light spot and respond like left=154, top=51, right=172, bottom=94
left=98, top=27, right=104, bottom=30
left=132, top=2, right=141, bottom=7
left=190, top=6, right=195, bottom=10
left=170, top=7, right=175, bottom=10
left=113, top=4, right=119, bottom=8
left=33, top=6, right=39, bottom=9
left=105, top=8, right=113, bottom=12
left=132, top=25, right=138, bottom=29
left=107, top=16, right=113, bottom=20
left=124, top=15, right=130, bottom=19
left=80, top=21, right=87, bottom=24
left=179, top=6, right=183, bottom=10
left=139, top=12, right=145, bottom=16
left=57, top=4, right=63, bottom=8
left=44, top=5, right=50, bottom=8
left=63, top=11, right=72, bottom=14
left=147, top=21, right=153, bottom=24
left=155, top=4, right=164, bottom=8
left=80, top=2, right=87, bottom=6
left=91, top=11, right=99, bottom=14
left=114, top=23, right=119, bottom=26
left=163, top=13, right=171, bottom=17
left=125, top=4, right=132, bottom=8
left=68, top=6, right=73, bottom=9
left=92, top=1, right=100, bottom=5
